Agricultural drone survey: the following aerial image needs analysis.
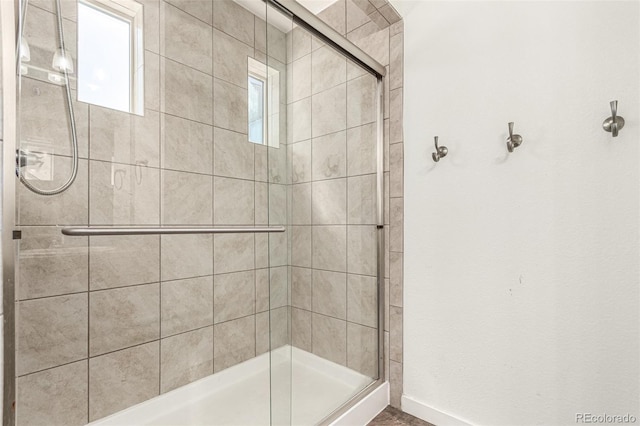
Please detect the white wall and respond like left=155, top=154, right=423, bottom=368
left=396, top=1, right=640, bottom=425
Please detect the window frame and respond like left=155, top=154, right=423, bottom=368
left=248, top=57, right=280, bottom=148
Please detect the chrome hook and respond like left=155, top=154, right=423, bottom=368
left=432, top=136, right=448, bottom=162
left=602, top=100, right=625, bottom=137
left=506, top=122, right=523, bottom=153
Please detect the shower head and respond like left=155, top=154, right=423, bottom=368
left=52, top=47, right=74, bottom=73
left=20, top=36, right=31, bottom=62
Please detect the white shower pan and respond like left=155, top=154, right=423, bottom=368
left=89, top=346, right=374, bottom=426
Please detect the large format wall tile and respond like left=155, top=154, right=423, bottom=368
left=213, top=127, right=254, bottom=180
left=161, top=276, right=214, bottom=337
left=214, top=271, right=255, bottom=323
left=161, top=114, right=213, bottom=175
left=292, top=183, right=311, bottom=225
left=312, top=84, right=347, bottom=137
left=213, top=177, right=254, bottom=225
left=161, top=234, right=213, bottom=280
left=291, top=226, right=312, bottom=268
left=160, top=326, right=214, bottom=393
left=347, top=174, right=377, bottom=225
left=347, top=322, right=377, bottom=377
left=89, top=235, right=160, bottom=290
left=166, top=0, right=213, bottom=25
left=289, top=98, right=312, bottom=143
left=212, top=0, right=255, bottom=47
left=312, top=313, right=346, bottom=365
left=20, top=78, right=88, bottom=158
left=289, top=27, right=312, bottom=62
left=213, top=316, right=255, bottom=372
left=17, top=293, right=88, bottom=375
left=89, top=161, right=160, bottom=225
left=290, top=55, right=311, bottom=103
left=291, top=308, right=312, bottom=352
left=89, top=342, right=159, bottom=421
left=17, top=360, right=88, bottom=426
left=161, top=2, right=213, bottom=75
left=312, top=226, right=347, bottom=272
left=89, top=106, right=160, bottom=168
left=214, top=234, right=255, bottom=274
left=18, top=227, right=88, bottom=300
left=346, top=123, right=377, bottom=176
left=347, top=74, right=377, bottom=128
left=161, top=170, right=212, bottom=225
left=161, top=58, right=213, bottom=125
left=312, top=131, right=347, bottom=181
left=347, top=225, right=377, bottom=276
left=291, top=267, right=312, bottom=310
left=213, top=29, right=252, bottom=88
left=311, top=46, right=347, bottom=95
left=313, top=270, right=347, bottom=319
left=89, top=284, right=160, bottom=356
left=213, top=79, right=248, bottom=134
left=269, top=266, right=288, bottom=309
left=19, top=158, right=88, bottom=226
left=270, top=306, right=290, bottom=349
left=312, top=179, right=347, bottom=225
left=347, top=274, right=377, bottom=328
left=291, top=140, right=311, bottom=183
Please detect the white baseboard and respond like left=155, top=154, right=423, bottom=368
left=330, top=382, right=390, bottom=426
left=401, top=395, right=473, bottom=426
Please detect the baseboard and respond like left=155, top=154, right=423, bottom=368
left=330, top=382, right=390, bottom=426
left=401, top=395, right=473, bottom=426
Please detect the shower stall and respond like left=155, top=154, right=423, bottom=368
left=0, top=0, right=387, bottom=424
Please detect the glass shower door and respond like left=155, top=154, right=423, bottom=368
left=267, top=3, right=382, bottom=424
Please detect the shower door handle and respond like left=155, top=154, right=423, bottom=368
left=61, top=226, right=286, bottom=236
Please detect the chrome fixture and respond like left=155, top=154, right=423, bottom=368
left=17, top=0, right=79, bottom=196
left=602, top=100, right=625, bottom=137
left=506, top=122, right=523, bottom=153
left=52, top=47, right=74, bottom=73
left=16, top=148, right=44, bottom=168
left=61, top=226, right=287, bottom=236
left=431, top=136, right=448, bottom=162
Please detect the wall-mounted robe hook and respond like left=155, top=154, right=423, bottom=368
left=506, top=122, right=523, bottom=153
left=432, top=136, right=448, bottom=162
left=602, top=100, right=625, bottom=137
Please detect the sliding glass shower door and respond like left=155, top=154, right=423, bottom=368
left=7, top=0, right=382, bottom=424
left=267, top=3, right=382, bottom=424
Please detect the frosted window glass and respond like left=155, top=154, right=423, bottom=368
left=77, top=1, right=131, bottom=112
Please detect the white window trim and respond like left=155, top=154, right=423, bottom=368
left=248, top=57, right=280, bottom=148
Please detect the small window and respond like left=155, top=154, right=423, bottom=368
left=248, top=58, right=280, bottom=148
left=77, top=0, right=143, bottom=115
left=248, top=75, right=265, bottom=144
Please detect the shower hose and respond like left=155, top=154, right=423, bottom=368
left=18, top=0, right=79, bottom=196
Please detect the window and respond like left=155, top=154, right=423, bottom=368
left=248, top=75, right=265, bottom=144
left=77, top=0, right=143, bottom=114
left=248, top=58, right=280, bottom=147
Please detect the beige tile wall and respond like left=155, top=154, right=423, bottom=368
left=309, top=0, right=405, bottom=409
left=13, top=0, right=402, bottom=424
left=15, top=1, right=291, bottom=424
left=286, top=12, right=383, bottom=382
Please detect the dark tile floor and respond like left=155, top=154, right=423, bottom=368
left=368, top=407, right=435, bottom=426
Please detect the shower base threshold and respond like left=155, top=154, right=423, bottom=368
left=89, top=345, right=373, bottom=426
